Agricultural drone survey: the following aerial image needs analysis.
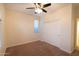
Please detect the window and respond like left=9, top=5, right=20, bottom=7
left=34, top=19, right=39, bottom=32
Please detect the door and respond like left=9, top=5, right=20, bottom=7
left=44, top=19, right=62, bottom=47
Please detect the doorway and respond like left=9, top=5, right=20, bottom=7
left=76, top=19, right=79, bottom=50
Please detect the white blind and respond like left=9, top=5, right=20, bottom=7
left=34, top=15, right=39, bottom=32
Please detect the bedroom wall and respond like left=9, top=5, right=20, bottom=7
left=40, top=4, right=74, bottom=53
left=0, top=3, right=6, bottom=55
left=5, top=10, right=39, bottom=47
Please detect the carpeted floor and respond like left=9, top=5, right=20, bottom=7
left=5, top=41, right=70, bottom=56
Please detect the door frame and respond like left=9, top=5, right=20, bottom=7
left=75, top=18, right=79, bottom=50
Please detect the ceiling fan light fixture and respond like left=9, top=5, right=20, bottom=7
left=35, top=8, right=42, bottom=14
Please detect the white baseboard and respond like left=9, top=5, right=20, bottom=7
left=7, top=39, right=39, bottom=48
left=0, top=48, right=6, bottom=56
left=40, top=40, right=74, bottom=54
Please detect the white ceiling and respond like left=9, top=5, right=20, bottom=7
left=5, top=3, right=69, bottom=15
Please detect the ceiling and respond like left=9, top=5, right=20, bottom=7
left=5, top=3, right=69, bottom=15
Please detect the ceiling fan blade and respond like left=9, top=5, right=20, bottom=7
left=42, top=8, right=47, bottom=13
left=38, top=3, right=41, bottom=7
left=34, top=3, right=37, bottom=8
left=43, top=3, right=51, bottom=8
left=26, top=7, right=35, bottom=9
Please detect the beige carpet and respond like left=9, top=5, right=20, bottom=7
left=5, top=41, right=70, bottom=56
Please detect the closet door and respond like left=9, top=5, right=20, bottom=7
left=47, top=20, right=62, bottom=47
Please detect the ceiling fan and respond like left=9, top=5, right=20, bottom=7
left=26, top=3, right=51, bottom=14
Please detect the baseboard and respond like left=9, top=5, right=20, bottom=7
left=40, top=40, right=74, bottom=54
left=59, top=47, right=74, bottom=54
left=6, top=40, right=39, bottom=48
left=0, top=48, right=6, bottom=56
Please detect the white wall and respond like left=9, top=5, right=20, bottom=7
left=5, top=10, right=39, bottom=47
left=40, top=4, right=74, bottom=53
left=0, top=4, right=5, bottom=55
